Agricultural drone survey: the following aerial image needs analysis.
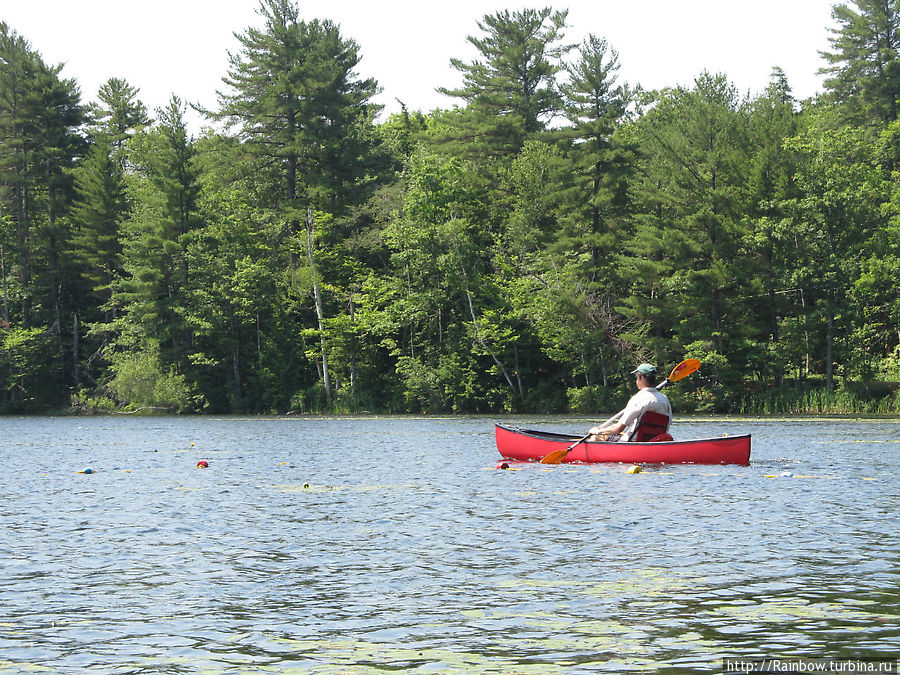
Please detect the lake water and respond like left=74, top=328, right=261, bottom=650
left=0, top=415, right=897, bottom=673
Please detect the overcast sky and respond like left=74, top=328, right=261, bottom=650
left=3, top=0, right=838, bottom=132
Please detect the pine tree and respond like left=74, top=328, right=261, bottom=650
left=216, top=0, right=380, bottom=213
left=437, top=7, right=572, bottom=157
left=560, top=34, right=632, bottom=260
left=68, top=139, right=126, bottom=309
left=68, top=78, right=147, bottom=312
left=820, top=0, right=900, bottom=125
left=0, top=23, right=84, bottom=405
left=741, top=68, right=801, bottom=385
left=623, top=73, right=753, bottom=388
left=90, top=77, right=149, bottom=159
left=113, top=96, right=199, bottom=360
left=215, top=0, right=382, bottom=406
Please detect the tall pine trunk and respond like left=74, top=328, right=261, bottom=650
left=348, top=294, right=357, bottom=397
left=232, top=335, right=242, bottom=405
left=826, top=312, right=834, bottom=393
left=0, top=237, right=8, bottom=324
left=72, top=313, right=80, bottom=387
left=307, top=207, right=331, bottom=405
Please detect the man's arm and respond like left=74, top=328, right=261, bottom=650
left=590, top=421, right=626, bottom=440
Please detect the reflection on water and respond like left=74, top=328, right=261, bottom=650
left=0, top=416, right=897, bottom=673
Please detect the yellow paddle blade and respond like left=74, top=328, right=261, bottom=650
left=668, top=358, right=701, bottom=382
left=539, top=448, right=569, bottom=464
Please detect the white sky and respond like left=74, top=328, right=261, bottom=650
left=3, top=0, right=837, bottom=133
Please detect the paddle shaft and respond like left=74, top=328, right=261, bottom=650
left=564, top=432, right=591, bottom=453
left=595, top=408, right=625, bottom=431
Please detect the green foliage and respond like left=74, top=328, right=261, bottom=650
left=567, top=385, right=622, bottom=414
left=739, top=382, right=900, bottom=415
left=90, top=77, right=149, bottom=147
left=68, top=139, right=127, bottom=303
left=1, top=6, right=899, bottom=417
left=0, top=326, right=59, bottom=411
left=69, top=390, right=116, bottom=414
left=437, top=7, right=571, bottom=157
left=106, top=348, right=197, bottom=412
left=0, top=21, right=84, bottom=337
left=881, top=346, right=900, bottom=380
left=820, top=0, right=900, bottom=125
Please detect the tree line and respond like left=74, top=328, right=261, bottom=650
left=1, top=0, right=899, bottom=415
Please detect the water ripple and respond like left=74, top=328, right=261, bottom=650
left=0, top=416, right=898, bottom=672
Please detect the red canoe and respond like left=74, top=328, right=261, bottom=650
left=495, top=423, right=751, bottom=465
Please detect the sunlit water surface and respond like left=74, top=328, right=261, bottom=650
left=1, top=415, right=897, bottom=673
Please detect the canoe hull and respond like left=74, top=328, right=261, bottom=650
left=495, top=423, right=751, bottom=465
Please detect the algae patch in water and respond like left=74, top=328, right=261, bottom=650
left=0, top=660, right=56, bottom=673
left=266, top=637, right=570, bottom=673
left=707, top=597, right=880, bottom=623
left=268, top=483, right=417, bottom=494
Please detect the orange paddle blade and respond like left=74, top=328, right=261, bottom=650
left=540, top=432, right=592, bottom=464
left=668, top=358, right=701, bottom=383
left=539, top=449, right=570, bottom=464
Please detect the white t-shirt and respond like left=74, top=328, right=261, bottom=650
left=618, top=387, right=672, bottom=441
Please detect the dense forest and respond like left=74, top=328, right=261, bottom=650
left=1, top=0, right=899, bottom=415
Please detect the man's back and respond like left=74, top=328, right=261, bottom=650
left=619, top=387, right=671, bottom=440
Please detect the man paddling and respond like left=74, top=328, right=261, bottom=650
left=588, top=363, right=672, bottom=442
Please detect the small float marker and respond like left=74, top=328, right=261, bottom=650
left=626, top=465, right=642, bottom=474
left=77, top=467, right=95, bottom=474
left=196, top=460, right=209, bottom=469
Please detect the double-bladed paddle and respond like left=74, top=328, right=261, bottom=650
left=538, top=358, right=701, bottom=465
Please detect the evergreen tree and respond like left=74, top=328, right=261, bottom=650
left=112, top=96, right=199, bottom=370
left=820, top=0, right=900, bottom=126
left=0, top=24, right=83, bottom=326
left=623, top=73, right=753, bottom=397
left=90, top=77, right=150, bottom=159
left=68, top=138, right=126, bottom=309
left=215, top=0, right=382, bottom=406
left=781, top=119, right=888, bottom=391
left=0, top=23, right=83, bottom=407
left=0, top=23, right=39, bottom=324
left=499, top=139, right=612, bottom=403
left=437, top=7, right=572, bottom=157
left=216, top=0, right=380, bottom=213
left=561, top=34, right=631, bottom=242
left=556, top=33, right=634, bottom=372
left=65, top=78, right=147, bottom=391
left=741, top=68, right=801, bottom=386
